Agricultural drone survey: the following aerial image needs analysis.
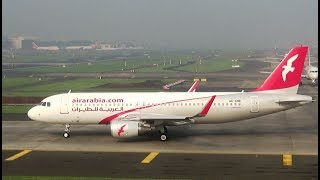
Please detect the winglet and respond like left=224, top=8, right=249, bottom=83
left=194, top=96, right=216, bottom=117
left=68, top=90, right=71, bottom=93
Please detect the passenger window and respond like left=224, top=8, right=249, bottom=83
left=47, top=102, right=51, bottom=107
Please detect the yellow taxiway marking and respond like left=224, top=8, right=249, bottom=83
left=5, top=150, right=32, bottom=161
left=283, top=154, right=293, bottom=166
left=141, top=152, right=159, bottom=164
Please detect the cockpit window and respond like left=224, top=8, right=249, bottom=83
left=38, top=101, right=51, bottom=107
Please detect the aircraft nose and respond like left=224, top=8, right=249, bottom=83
left=27, top=107, right=39, bottom=121
left=310, top=73, right=318, bottom=79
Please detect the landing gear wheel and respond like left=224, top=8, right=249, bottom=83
left=160, top=133, right=167, bottom=141
left=63, top=132, right=70, bottom=138
left=64, top=124, right=71, bottom=138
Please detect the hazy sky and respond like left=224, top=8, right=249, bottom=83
left=3, top=0, right=318, bottom=49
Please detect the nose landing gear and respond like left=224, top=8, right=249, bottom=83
left=63, top=124, right=71, bottom=138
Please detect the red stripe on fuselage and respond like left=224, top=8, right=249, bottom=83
left=98, top=95, right=215, bottom=124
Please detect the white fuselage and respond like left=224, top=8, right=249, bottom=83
left=35, top=46, right=60, bottom=51
left=65, top=46, right=93, bottom=50
left=28, top=92, right=312, bottom=125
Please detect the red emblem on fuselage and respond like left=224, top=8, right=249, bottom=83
left=118, top=124, right=126, bottom=136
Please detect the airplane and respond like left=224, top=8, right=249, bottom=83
left=162, top=80, right=185, bottom=90
left=32, top=42, right=59, bottom=51
left=28, top=46, right=314, bottom=141
left=301, top=50, right=318, bottom=85
left=64, top=42, right=98, bottom=50
left=163, top=80, right=199, bottom=92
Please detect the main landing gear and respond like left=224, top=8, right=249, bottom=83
left=159, top=126, right=168, bottom=141
left=63, top=124, right=71, bottom=138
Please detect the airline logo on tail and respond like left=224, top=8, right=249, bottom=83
left=282, top=54, right=298, bottom=81
left=32, top=42, right=38, bottom=49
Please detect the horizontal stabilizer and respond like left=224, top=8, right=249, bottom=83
left=274, top=95, right=314, bottom=104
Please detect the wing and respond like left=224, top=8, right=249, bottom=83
left=121, top=113, right=189, bottom=121
left=274, top=96, right=314, bottom=104
left=117, top=96, right=216, bottom=126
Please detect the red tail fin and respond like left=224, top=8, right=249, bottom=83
left=32, top=42, right=38, bottom=49
left=254, top=46, right=308, bottom=94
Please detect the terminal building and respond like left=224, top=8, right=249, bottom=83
left=8, top=37, right=24, bottom=49
left=3, top=36, right=36, bottom=50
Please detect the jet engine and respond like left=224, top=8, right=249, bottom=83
left=110, top=120, right=152, bottom=138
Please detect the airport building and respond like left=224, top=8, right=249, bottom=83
left=8, top=36, right=24, bottom=49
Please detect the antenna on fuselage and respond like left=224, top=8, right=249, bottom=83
left=68, top=90, right=71, bottom=93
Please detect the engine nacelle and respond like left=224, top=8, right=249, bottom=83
left=110, top=120, right=152, bottom=138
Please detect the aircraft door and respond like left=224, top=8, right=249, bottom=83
left=60, top=93, right=69, bottom=114
left=250, top=96, right=259, bottom=113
